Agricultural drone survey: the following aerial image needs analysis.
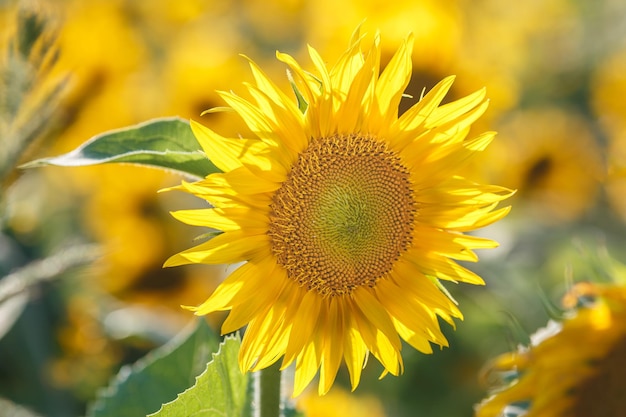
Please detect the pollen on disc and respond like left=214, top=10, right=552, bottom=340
left=268, top=134, right=416, bottom=296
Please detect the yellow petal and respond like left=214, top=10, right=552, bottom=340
left=319, top=297, right=344, bottom=395
left=283, top=290, right=321, bottom=367
left=342, top=305, right=368, bottom=391
left=164, top=231, right=269, bottom=267
left=376, top=277, right=449, bottom=347
left=370, top=34, right=414, bottom=130
left=185, top=255, right=276, bottom=314
left=395, top=75, right=456, bottom=132
left=351, top=294, right=402, bottom=376
left=307, top=44, right=334, bottom=137
left=353, top=288, right=402, bottom=352
left=293, top=340, right=321, bottom=398
left=190, top=120, right=274, bottom=173
left=170, top=207, right=267, bottom=232
left=222, top=267, right=286, bottom=334
left=425, top=87, right=486, bottom=129
left=406, top=250, right=485, bottom=285
left=187, top=167, right=280, bottom=197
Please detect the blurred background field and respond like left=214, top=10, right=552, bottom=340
left=2, top=0, right=626, bottom=416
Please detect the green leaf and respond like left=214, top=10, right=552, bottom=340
left=149, top=335, right=249, bottom=417
left=287, top=70, right=308, bottom=114
left=87, top=318, right=219, bottom=417
left=22, top=117, right=220, bottom=179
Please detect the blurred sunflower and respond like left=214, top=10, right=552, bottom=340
left=52, top=0, right=150, bottom=134
left=159, top=19, right=248, bottom=128
left=480, top=107, right=603, bottom=224
left=296, top=386, right=387, bottom=417
left=591, top=48, right=626, bottom=223
left=455, top=0, right=584, bottom=129
left=166, top=29, right=511, bottom=395
left=239, top=0, right=307, bottom=50
left=48, top=295, right=120, bottom=401
left=305, top=0, right=460, bottom=70
left=604, top=137, right=626, bottom=222
left=83, top=165, right=221, bottom=313
left=476, top=282, right=626, bottom=417
left=592, top=48, right=626, bottom=136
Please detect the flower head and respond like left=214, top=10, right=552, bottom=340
left=483, top=107, right=603, bottom=224
left=166, top=29, right=511, bottom=396
left=476, top=282, right=626, bottom=417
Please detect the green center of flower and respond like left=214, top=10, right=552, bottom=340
left=268, top=134, right=415, bottom=296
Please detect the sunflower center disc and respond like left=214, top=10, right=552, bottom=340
left=268, top=134, right=415, bottom=296
left=569, top=335, right=626, bottom=417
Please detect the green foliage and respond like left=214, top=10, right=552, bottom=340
left=0, top=3, right=67, bottom=182
left=0, top=398, right=43, bottom=417
left=87, top=319, right=219, bottom=417
left=149, top=335, right=249, bottom=417
left=288, top=74, right=308, bottom=114
left=22, top=117, right=220, bottom=179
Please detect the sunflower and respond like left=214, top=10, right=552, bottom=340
left=165, top=29, right=511, bottom=396
left=476, top=282, right=626, bottom=417
left=296, top=386, right=387, bottom=417
left=479, top=107, right=603, bottom=224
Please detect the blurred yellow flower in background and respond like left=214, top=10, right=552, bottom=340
left=297, top=386, right=387, bottom=417
left=480, top=108, right=603, bottom=224
left=603, top=136, right=626, bottom=223
left=476, top=282, right=626, bottom=417
left=52, top=0, right=151, bottom=137
left=159, top=20, right=248, bottom=128
left=453, top=0, right=585, bottom=133
left=83, top=166, right=221, bottom=310
left=305, top=0, right=460, bottom=69
left=592, top=48, right=626, bottom=223
left=47, top=295, right=121, bottom=401
left=166, top=29, right=511, bottom=395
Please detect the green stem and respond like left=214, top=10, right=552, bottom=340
left=256, top=361, right=282, bottom=417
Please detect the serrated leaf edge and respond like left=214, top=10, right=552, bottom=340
left=147, top=333, right=243, bottom=417
left=86, top=319, right=213, bottom=417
